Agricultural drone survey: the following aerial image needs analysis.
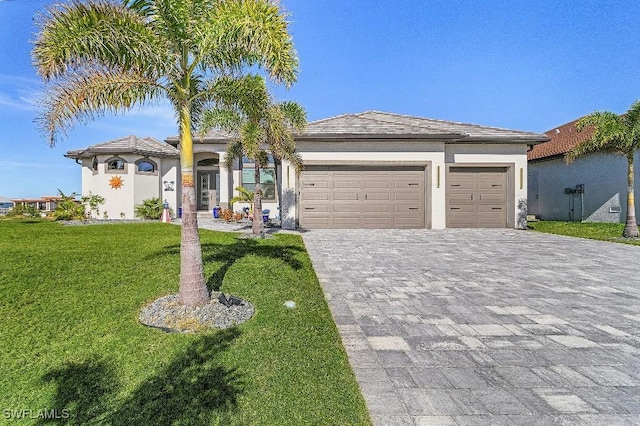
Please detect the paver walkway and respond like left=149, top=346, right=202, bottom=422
left=301, top=229, right=640, bottom=426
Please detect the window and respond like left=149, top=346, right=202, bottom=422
left=242, top=167, right=276, bottom=200
left=197, top=158, right=219, bottom=167
left=91, top=157, right=98, bottom=174
left=136, top=159, right=156, bottom=173
left=106, top=157, right=127, bottom=172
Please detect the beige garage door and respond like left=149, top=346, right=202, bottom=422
left=299, top=166, right=426, bottom=229
left=447, top=167, right=508, bottom=228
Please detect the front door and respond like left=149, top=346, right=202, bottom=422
left=197, top=171, right=213, bottom=210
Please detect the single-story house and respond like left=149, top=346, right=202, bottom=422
left=528, top=118, right=640, bottom=223
left=67, top=111, right=548, bottom=229
left=11, top=195, right=63, bottom=214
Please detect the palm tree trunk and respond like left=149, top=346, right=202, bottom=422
left=252, top=162, right=264, bottom=235
left=623, top=153, right=639, bottom=238
left=177, top=103, right=210, bottom=306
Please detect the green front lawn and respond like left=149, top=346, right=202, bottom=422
left=528, top=220, right=640, bottom=246
left=0, top=220, right=370, bottom=425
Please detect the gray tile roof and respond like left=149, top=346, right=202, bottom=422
left=185, top=110, right=548, bottom=144
left=65, top=136, right=179, bottom=159
left=308, top=111, right=548, bottom=142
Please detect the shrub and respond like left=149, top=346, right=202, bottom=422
left=134, top=198, right=172, bottom=220
left=81, top=192, right=105, bottom=219
left=5, top=204, right=41, bottom=219
left=53, top=190, right=85, bottom=221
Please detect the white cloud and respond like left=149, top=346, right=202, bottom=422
left=0, top=92, right=38, bottom=112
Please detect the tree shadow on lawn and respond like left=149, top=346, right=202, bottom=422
left=40, top=328, right=244, bottom=425
left=153, top=236, right=304, bottom=292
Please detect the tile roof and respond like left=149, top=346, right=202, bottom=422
left=353, top=111, right=548, bottom=142
left=527, top=119, right=593, bottom=161
left=65, top=136, right=179, bottom=159
left=184, top=110, right=549, bottom=143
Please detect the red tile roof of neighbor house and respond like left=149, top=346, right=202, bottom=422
left=528, top=118, right=594, bottom=161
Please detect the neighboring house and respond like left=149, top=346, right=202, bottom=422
left=528, top=119, right=640, bottom=223
left=68, top=111, right=548, bottom=229
left=11, top=195, right=63, bottom=215
left=65, top=136, right=180, bottom=219
left=0, top=196, right=13, bottom=216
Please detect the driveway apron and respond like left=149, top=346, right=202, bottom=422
left=302, top=229, right=640, bottom=426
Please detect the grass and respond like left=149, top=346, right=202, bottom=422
left=0, top=219, right=370, bottom=425
left=528, top=220, right=640, bottom=246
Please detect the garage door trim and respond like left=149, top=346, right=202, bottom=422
left=445, top=162, right=515, bottom=228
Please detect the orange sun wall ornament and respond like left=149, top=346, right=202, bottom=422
left=109, top=175, right=124, bottom=189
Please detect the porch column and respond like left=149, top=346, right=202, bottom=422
left=217, top=151, right=231, bottom=209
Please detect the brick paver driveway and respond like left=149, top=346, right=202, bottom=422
left=302, top=229, right=640, bottom=426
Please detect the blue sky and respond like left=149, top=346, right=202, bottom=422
left=1, top=1, right=639, bottom=198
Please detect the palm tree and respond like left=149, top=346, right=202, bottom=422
left=201, top=75, right=306, bottom=234
left=567, top=100, right=640, bottom=237
left=32, top=0, right=298, bottom=306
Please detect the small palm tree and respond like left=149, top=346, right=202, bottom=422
left=32, top=0, right=298, bottom=306
left=230, top=186, right=254, bottom=212
left=567, top=100, right=640, bottom=237
left=202, top=75, right=306, bottom=234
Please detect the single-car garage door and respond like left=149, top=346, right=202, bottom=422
left=447, top=167, right=508, bottom=228
left=299, top=166, right=426, bottom=229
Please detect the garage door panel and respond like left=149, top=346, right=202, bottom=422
left=299, top=166, right=426, bottom=229
left=333, top=217, right=360, bottom=226
left=477, top=193, right=505, bottom=204
left=448, top=182, right=474, bottom=192
left=477, top=205, right=504, bottom=213
left=333, top=180, right=360, bottom=189
left=365, top=192, right=391, bottom=201
left=477, top=181, right=505, bottom=190
left=363, top=181, right=392, bottom=189
left=302, top=204, right=329, bottom=213
left=300, top=181, right=328, bottom=190
left=332, top=191, right=359, bottom=201
left=394, top=192, right=420, bottom=201
left=302, top=191, right=329, bottom=201
left=448, top=193, right=473, bottom=204
left=332, top=204, right=359, bottom=213
left=395, top=204, right=422, bottom=213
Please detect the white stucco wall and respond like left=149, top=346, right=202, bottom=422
left=80, top=154, right=178, bottom=219
left=529, top=152, right=640, bottom=223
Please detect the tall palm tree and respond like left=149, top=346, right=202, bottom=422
left=32, top=0, right=298, bottom=306
left=201, top=74, right=306, bottom=234
left=567, top=100, right=640, bottom=238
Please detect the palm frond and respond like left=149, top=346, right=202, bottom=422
left=567, top=110, right=630, bottom=163
left=202, top=0, right=298, bottom=86
left=33, top=0, right=166, bottom=80
left=223, top=139, right=244, bottom=170
left=37, top=68, right=165, bottom=146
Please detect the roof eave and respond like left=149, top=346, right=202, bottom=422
left=296, top=132, right=466, bottom=141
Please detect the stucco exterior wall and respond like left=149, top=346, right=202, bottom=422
left=80, top=154, right=178, bottom=219
left=529, top=152, right=640, bottom=223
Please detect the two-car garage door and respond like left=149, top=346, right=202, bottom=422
left=299, top=166, right=426, bottom=229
